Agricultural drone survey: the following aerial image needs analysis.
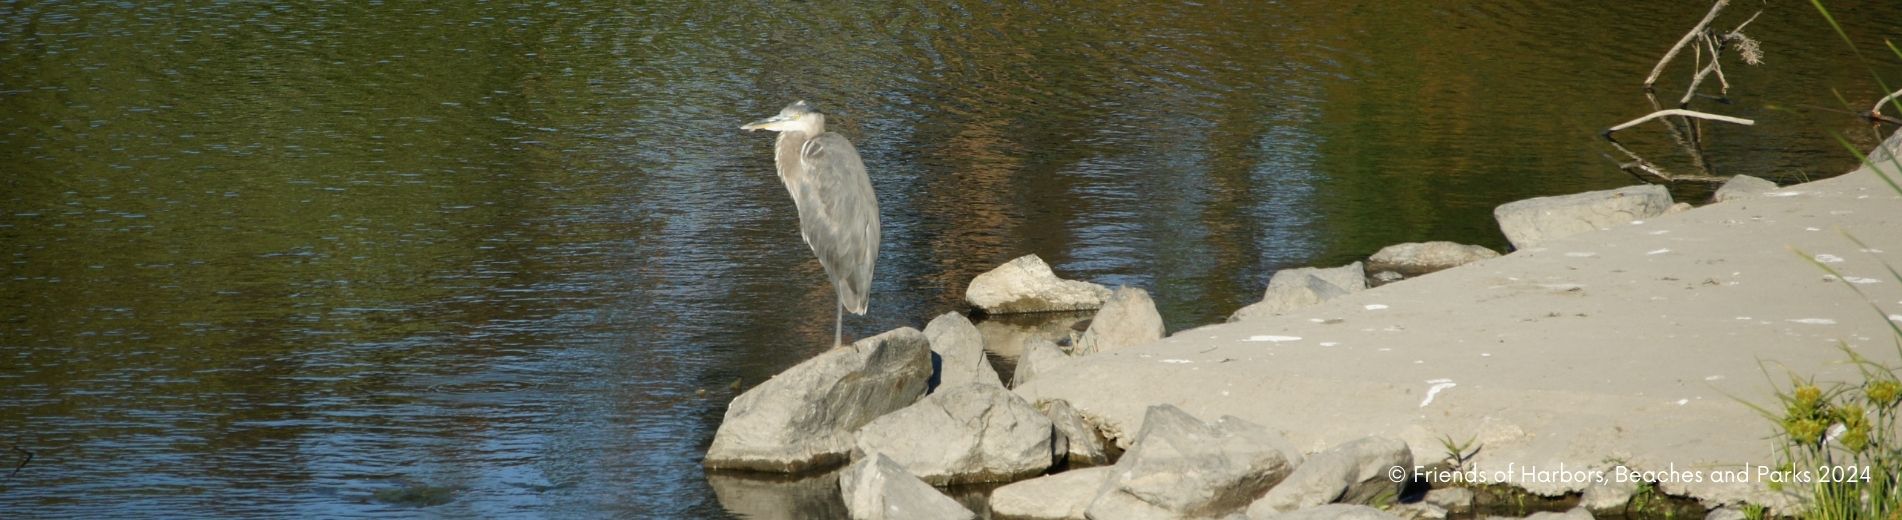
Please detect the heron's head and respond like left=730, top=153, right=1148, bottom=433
left=741, top=100, right=825, bottom=134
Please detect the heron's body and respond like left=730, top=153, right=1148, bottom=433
left=743, top=101, right=880, bottom=346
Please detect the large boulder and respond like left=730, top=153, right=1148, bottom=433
left=705, top=328, right=933, bottom=473
left=854, top=383, right=1054, bottom=485
left=1012, top=339, right=1074, bottom=388
left=1229, top=262, right=1366, bottom=322
left=1365, top=242, right=1500, bottom=278
left=1085, top=405, right=1299, bottom=520
left=1229, top=275, right=1349, bottom=322
left=1250, top=504, right=1404, bottom=520
left=839, top=453, right=975, bottom=520
left=1073, top=286, right=1166, bottom=356
left=966, top=254, right=1113, bottom=314
left=1871, top=127, right=1902, bottom=163
left=988, top=467, right=1115, bottom=520
left=1246, top=436, right=1412, bottom=515
left=1492, top=185, right=1673, bottom=249
left=1037, top=398, right=1110, bottom=467
left=1277, top=262, right=1368, bottom=293
left=924, top=312, right=1004, bottom=392
left=1710, top=175, right=1778, bottom=203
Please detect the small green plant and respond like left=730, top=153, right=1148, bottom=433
left=1751, top=361, right=1900, bottom=519
left=1628, top=479, right=1659, bottom=517
left=1438, top=434, right=1481, bottom=473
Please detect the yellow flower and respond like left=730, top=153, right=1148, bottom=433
left=1842, top=425, right=1869, bottom=453
left=1794, top=385, right=1823, bottom=411
left=1867, top=380, right=1900, bottom=408
left=1786, top=418, right=1826, bottom=445
left=1835, top=404, right=1866, bottom=427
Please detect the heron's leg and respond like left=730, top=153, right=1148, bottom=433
left=834, top=299, right=844, bottom=347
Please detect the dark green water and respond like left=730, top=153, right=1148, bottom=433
left=2, top=1, right=1898, bottom=517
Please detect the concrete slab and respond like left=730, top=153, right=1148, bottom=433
left=1016, top=166, right=1902, bottom=512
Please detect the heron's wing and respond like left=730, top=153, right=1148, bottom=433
left=790, top=132, right=880, bottom=314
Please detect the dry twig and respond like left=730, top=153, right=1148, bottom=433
left=1605, top=109, right=1755, bottom=137
left=1644, top=0, right=1730, bottom=90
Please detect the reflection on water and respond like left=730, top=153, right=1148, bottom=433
left=1, top=1, right=1898, bottom=517
left=707, top=471, right=849, bottom=520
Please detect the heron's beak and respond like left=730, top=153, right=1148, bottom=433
left=740, top=114, right=791, bottom=131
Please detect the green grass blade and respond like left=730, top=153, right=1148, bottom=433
left=1811, top=0, right=1862, bottom=60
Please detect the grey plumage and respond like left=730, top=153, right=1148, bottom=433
left=742, top=101, right=880, bottom=346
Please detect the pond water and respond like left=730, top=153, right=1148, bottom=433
left=2, top=1, right=1899, bottom=517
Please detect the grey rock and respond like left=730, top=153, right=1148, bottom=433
left=1492, top=185, right=1674, bottom=249
left=925, top=312, right=1004, bottom=392
left=1366, top=242, right=1500, bottom=277
left=1037, top=399, right=1109, bottom=467
left=1012, top=339, right=1074, bottom=389
left=1086, top=405, right=1297, bottom=520
left=1247, top=436, right=1412, bottom=515
left=1073, top=286, right=1166, bottom=356
left=839, top=453, right=975, bottom=520
left=974, top=311, right=1092, bottom=359
left=707, top=471, right=848, bottom=520
left=1252, top=504, right=1404, bottom=520
left=854, top=383, right=1054, bottom=485
left=1228, top=276, right=1341, bottom=322
left=1704, top=506, right=1748, bottom=520
left=987, top=467, right=1114, bottom=520
left=1711, top=175, right=1778, bottom=203
left=1277, top=262, right=1368, bottom=293
left=966, top=254, right=1113, bottom=314
left=1869, top=127, right=1902, bottom=163
left=1514, top=507, right=1595, bottom=520
left=1229, top=262, right=1366, bottom=322
left=1578, top=479, right=1636, bottom=512
left=1388, top=502, right=1448, bottom=520
left=1369, top=270, right=1405, bottom=287
left=1423, top=487, right=1475, bottom=513
left=706, top=328, right=933, bottom=473
left=1665, top=202, right=1693, bottom=214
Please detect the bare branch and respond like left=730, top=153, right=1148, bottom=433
left=1602, top=146, right=1727, bottom=185
left=8, top=445, right=29, bottom=478
left=1678, top=35, right=1732, bottom=107
left=1872, top=88, right=1902, bottom=124
left=1729, top=10, right=1763, bottom=37
left=1605, top=109, right=1755, bottom=137
left=1705, top=35, right=1730, bottom=95
left=1644, top=0, right=1731, bottom=90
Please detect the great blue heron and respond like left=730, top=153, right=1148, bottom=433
left=741, top=101, right=880, bottom=347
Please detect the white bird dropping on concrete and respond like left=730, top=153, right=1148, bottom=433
left=1421, top=379, right=1456, bottom=408
left=1245, top=335, right=1302, bottom=342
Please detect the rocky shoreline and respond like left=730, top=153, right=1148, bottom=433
left=706, top=154, right=1902, bottom=519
